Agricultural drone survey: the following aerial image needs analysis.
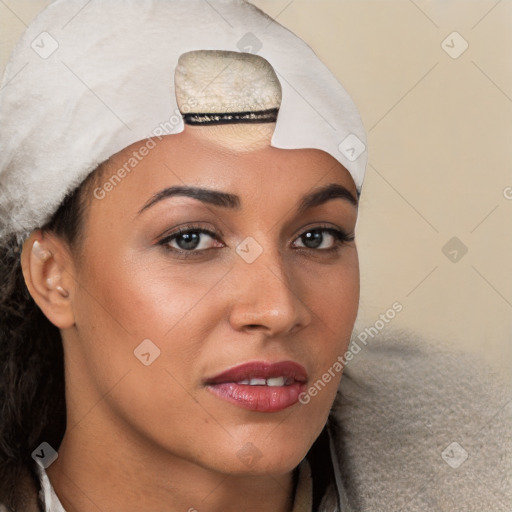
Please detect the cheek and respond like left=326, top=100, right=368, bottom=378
left=298, top=250, right=359, bottom=403
left=76, top=246, right=229, bottom=341
left=298, top=247, right=360, bottom=343
left=70, top=247, right=235, bottom=403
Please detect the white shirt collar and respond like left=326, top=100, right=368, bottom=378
left=35, top=464, right=66, bottom=512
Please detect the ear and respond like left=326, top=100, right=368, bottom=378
left=21, top=230, right=76, bottom=329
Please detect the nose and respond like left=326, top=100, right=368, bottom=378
left=228, top=246, right=312, bottom=337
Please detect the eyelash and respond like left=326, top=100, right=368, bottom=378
left=157, top=223, right=354, bottom=259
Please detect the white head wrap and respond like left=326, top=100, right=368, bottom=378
left=0, top=0, right=367, bottom=242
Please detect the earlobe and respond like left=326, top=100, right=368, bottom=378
left=21, top=231, right=76, bottom=329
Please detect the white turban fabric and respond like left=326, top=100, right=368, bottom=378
left=0, top=0, right=367, bottom=242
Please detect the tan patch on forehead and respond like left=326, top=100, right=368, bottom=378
left=183, top=123, right=276, bottom=153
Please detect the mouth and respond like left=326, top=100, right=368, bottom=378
left=204, top=361, right=308, bottom=413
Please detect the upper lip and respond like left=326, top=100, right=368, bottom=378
left=205, top=361, right=308, bottom=385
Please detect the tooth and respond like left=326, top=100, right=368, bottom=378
left=266, top=377, right=285, bottom=387
left=238, top=379, right=250, bottom=385
left=249, top=378, right=266, bottom=386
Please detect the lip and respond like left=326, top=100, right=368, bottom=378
left=204, top=361, right=308, bottom=413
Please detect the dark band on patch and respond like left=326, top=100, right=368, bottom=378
left=183, top=108, right=278, bottom=125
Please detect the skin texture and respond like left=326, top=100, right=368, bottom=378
left=21, top=125, right=359, bottom=512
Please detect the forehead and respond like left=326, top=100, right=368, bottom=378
left=111, top=131, right=353, bottom=184
left=88, top=130, right=357, bottom=222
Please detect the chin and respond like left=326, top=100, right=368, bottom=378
left=210, top=407, right=330, bottom=476
left=205, top=429, right=315, bottom=477
left=226, top=450, right=309, bottom=477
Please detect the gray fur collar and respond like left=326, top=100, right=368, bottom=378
left=328, top=330, right=511, bottom=511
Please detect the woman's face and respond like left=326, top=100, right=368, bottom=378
left=61, top=128, right=359, bottom=476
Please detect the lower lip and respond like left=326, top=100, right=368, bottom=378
left=206, top=382, right=306, bottom=412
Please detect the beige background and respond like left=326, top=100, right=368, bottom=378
left=1, top=0, right=511, bottom=372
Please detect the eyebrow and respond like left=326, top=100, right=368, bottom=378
left=138, top=185, right=240, bottom=214
left=297, top=183, right=358, bottom=211
left=137, top=182, right=357, bottom=215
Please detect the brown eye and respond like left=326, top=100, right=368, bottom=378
left=173, top=231, right=202, bottom=250
left=159, top=228, right=223, bottom=252
left=300, top=230, right=325, bottom=249
left=293, top=228, right=354, bottom=250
